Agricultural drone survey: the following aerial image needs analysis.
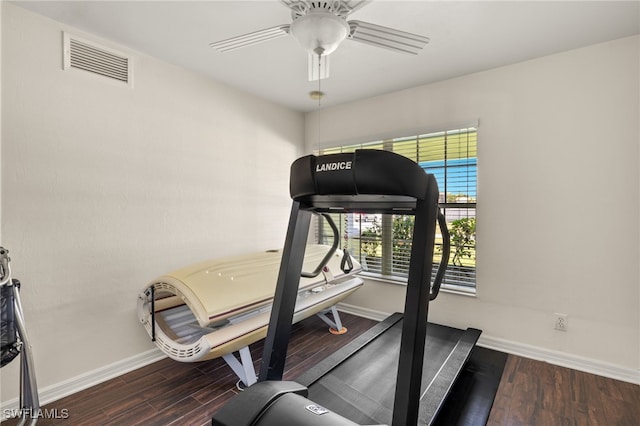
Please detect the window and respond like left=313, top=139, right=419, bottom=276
left=315, top=127, right=477, bottom=292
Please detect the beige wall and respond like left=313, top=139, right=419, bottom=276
left=307, top=35, right=640, bottom=379
left=1, top=3, right=304, bottom=403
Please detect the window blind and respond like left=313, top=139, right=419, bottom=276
left=316, top=127, right=477, bottom=291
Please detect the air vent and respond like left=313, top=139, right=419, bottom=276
left=63, top=32, right=132, bottom=86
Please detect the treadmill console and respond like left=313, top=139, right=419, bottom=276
left=289, top=149, right=437, bottom=213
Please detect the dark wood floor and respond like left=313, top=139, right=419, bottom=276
left=488, top=355, right=640, bottom=425
left=3, top=313, right=639, bottom=425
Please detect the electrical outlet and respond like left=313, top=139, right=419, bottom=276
left=554, top=313, right=568, bottom=332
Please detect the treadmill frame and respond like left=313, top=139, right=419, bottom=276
left=259, top=180, right=441, bottom=426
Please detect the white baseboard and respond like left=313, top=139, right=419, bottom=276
left=478, top=334, right=640, bottom=385
left=1, top=348, right=166, bottom=419
left=337, top=303, right=640, bottom=385
left=337, top=302, right=390, bottom=321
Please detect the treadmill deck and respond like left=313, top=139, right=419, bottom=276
left=300, top=314, right=481, bottom=425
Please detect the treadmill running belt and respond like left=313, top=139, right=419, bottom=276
left=306, top=320, right=480, bottom=425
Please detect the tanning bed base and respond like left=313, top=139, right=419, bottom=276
left=137, top=245, right=362, bottom=387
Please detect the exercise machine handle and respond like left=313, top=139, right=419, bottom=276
left=430, top=209, right=450, bottom=301
left=340, top=249, right=354, bottom=274
left=0, top=248, right=11, bottom=287
left=301, top=213, right=339, bottom=278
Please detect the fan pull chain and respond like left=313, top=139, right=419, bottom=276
left=317, top=52, right=322, bottom=108
left=316, top=50, right=322, bottom=152
left=344, top=213, right=349, bottom=251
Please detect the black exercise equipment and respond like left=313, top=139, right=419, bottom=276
left=212, top=150, right=481, bottom=426
left=1, top=247, right=40, bottom=425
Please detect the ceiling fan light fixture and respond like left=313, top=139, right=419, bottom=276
left=309, top=90, right=325, bottom=101
left=290, top=11, right=350, bottom=56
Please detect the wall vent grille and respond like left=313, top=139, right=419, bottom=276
left=63, top=32, right=132, bottom=85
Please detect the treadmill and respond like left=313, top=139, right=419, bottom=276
left=213, top=149, right=481, bottom=426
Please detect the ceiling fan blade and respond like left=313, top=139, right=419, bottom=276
left=308, top=53, right=330, bottom=81
left=209, top=25, right=291, bottom=52
left=345, top=0, right=372, bottom=15
left=348, top=20, right=429, bottom=55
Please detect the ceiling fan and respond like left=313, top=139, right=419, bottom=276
left=209, top=0, right=430, bottom=81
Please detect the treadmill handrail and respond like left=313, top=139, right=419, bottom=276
left=301, top=213, right=338, bottom=279
left=430, top=209, right=450, bottom=301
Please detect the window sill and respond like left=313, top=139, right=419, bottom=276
left=356, top=271, right=477, bottom=297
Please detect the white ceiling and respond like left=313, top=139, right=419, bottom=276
left=12, top=1, right=640, bottom=112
